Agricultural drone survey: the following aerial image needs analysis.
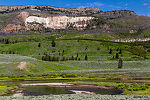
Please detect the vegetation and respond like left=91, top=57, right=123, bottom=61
left=0, top=32, right=149, bottom=95
left=0, top=85, right=18, bottom=95
left=68, top=81, right=150, bottom=95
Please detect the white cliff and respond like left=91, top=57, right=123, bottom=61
left=25, top=16, right=94, bottom=29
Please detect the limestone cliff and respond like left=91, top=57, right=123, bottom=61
left=25, top=16, right=94, bottom=30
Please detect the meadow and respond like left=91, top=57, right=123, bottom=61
left=0, top=33, right=149, bottom=96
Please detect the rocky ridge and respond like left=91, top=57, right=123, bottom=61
left=0, top=5, right=101, bottom=15
left=0, top=5, right=142, bottom=33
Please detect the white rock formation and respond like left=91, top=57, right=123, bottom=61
left=25, top=16, right=94, bottom=29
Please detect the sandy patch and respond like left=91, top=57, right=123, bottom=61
left=69, top=90, right=95, bottom=94
left=12, top=90, right=24, bottom=97
left=17, top=62, right=27, bottom=70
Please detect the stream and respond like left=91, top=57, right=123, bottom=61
left=1, top=80, right=123, bottom=96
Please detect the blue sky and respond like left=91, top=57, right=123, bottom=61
left=0, top=0, right=149, bottom=16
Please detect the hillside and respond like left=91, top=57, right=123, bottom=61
left=0, top=5, right=149, bottom=34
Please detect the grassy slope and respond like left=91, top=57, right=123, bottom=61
left=0, top=34, right=149, bottom=75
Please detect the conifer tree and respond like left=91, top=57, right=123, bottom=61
left=38, top=43, right=41, bottom=47
left=115, top=53, right=119, bottom=59
left=109, top=49, right=113, bottom=54
left=118, top=58, right=123, bottom=69
left=85, top=55, right=88, bottom=61
left=51, top=40, right=56, bottom=47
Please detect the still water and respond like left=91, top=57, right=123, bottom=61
left=1, top=80, right=123, bottom=96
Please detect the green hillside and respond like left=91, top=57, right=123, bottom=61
left=0, top=33, right=149, bottom=76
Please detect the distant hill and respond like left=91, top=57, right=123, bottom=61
left=0, top=5, right=150, bottom=34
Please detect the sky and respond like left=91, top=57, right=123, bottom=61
left=0, top=0, right=149, bottom=16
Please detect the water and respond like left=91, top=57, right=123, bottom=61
left=1, top=80, right=123, bottom=96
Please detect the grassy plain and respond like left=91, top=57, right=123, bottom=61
left=0, top=33, right=149, bottom=95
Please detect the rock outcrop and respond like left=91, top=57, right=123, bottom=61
left=3, top=24, right=25, bottom=32
left=17, top=12, right=30, bottom=22
left=25, top=16, right=94, bottom=30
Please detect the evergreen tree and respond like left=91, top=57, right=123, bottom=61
left=116, top=48, right=119, bottom=51
left=42, top=56, right=45, bottom=60
left=85, top=55, right=88, bottom=61
left=62, top=50, right=65, bottom=53
left=51, top=40, right=56, bottom=47
left=38, top=43, right=41, bottom=47
left=5, top=39, right=9, bottom=44
left=71, top=56, right=74, bottom=60
left=118, top=58, right=123, bottom=69
left=78, top=58, right=81, bottom=61
left=109, top=49, right=113, bottom=54
left=115, top=53, right=119, bottom=59
left=45, top=54, right=49, bottom=61
left=119, top=49, right=122, bottom=54
left=76, top=53, right=78, bottom=58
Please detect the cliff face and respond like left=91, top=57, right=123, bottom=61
left=25, top=16, right=94, bottom=30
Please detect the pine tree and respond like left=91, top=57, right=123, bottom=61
left=51, top=40, right=56, bottom=47
left=115, top=53, right=119, bottom=59
left=85, top=55, right=88, bottom=61
left=118, top=58, right=123, bottom=69
left=76, top=53, right=78, bottom=58
left=5, top=39, right=9, bottom=44
left=116, top=48, right=119, bottom=51
left=119, top=49, right=122, bottom=54
left=109, top=49, right=113, bottom=54
left=38, top=43, right=41, bottom=47
left=78, top=58, right=81, bottom=61
left=62, top=50, right=65, bottom=53
left=71, top=56, right=74, bottom=60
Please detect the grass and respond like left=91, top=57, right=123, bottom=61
left=0, top=33, right=149, bottom=96
left=67, top=81, right=150, bottom=95
left=0, top=85, right=18, bottom=95
left=0, top=54, right=149, bottom=75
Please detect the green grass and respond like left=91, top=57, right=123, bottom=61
left=0, top=85, right=18, bottom=95
left=67, top=81, right=150, bottom=95
left=0, top=33, right=149, bottom=76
